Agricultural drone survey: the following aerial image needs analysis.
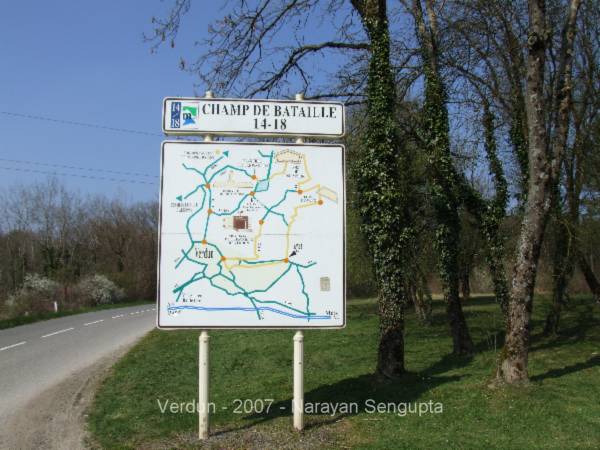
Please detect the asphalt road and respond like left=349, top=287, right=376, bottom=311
left=0, top=304, right=156, bottom=431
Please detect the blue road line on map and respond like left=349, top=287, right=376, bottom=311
left=167, top=304, right=331, bottom=320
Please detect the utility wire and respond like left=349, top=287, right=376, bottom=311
left=0, top=166, right=158, bottom=186
left=0, top=157, right=158, bottom=179
left=0, top=111, right=163, bottom=137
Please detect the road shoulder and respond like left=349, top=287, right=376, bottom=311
left=0, top=341, right=138, bottom=450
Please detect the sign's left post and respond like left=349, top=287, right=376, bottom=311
left=198, top=90, right=214, bottom=440
left=198, top=330, right=210, bottom=439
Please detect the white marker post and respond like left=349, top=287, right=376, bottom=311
left=293, top=92, right=305, bottom=431
left=198, top=330, right=210, bottom=439
left=198, top=91, right=214, bottom=441
left=293, top=330, right=304, bottom=430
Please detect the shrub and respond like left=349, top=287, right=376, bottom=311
left=74, top=274, right=125, bottom=306
left=6, top=273, right=60, bottom=316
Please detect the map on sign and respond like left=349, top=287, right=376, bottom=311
left=158, top=141, right=345, bottom=328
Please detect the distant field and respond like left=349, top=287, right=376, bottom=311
left=88, top=295, right=600, bottom=449
left=0, top=300, right=153, bottom=330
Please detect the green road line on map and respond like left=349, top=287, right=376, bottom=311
left=261, top=189, right=296, bottom=221
left=295, top=264, right=311, bottom=316
left=214, top=192, right=252, bottom=217
left=184, top=183, right=204, bottom=200
left=239, top=258, right=286, bottom=266
left=173, top=271, right=205, bottom=294
left=182, top=163, right=206, bottom=180
left=246, top=263, right=293, bottom=293
left=208, top=164, right=253, bottom=183
left=203, top=188, right=213, bottom=240
left=256, top=198, right=288, bottom=225
left=221, top=263, right=314, bottom=316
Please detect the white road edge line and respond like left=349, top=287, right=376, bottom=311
left=41, top=327, right=74, bottom=338
left=83, top=319, right=104, bottom=326
left=0, top=341, right=27, bottom=352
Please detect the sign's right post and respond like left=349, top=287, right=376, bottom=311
left=293, top=92, right=306, bottom=431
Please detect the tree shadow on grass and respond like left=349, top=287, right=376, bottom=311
left=530, top=314, right=600, bottom=353
left=231, top=370, right=461, bottom=433
left=463, top=295, right=498, bottom=307
left=531, top=355, right=600, bottom=382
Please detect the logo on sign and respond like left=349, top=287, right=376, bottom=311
left=182, top=105, right=198, bottom=126
left=170, top=102, right=181, bottom=128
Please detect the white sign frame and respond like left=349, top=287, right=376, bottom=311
left=157, top=140, right=346, bottom=330
left=162, top=97, right=345, bottom=138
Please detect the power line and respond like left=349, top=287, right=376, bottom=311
left=0, top=157, right=158, bottom=179
left=0, top=111, right=163, bottom=137
left=0, top=166, right=158, bottom=186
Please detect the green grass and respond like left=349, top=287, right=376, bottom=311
left=88, top=295, right=600, bottom=449
left=0, top=300, right=152, bottom=330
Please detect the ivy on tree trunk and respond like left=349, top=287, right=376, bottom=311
left=351, top=0, right=414, bottom=378
left=410, top=0, right=473, bottom=354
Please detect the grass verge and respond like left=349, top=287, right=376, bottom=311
left=0, top=300, right=152, bottom=330
left=88, top=295, right=600, bottom=449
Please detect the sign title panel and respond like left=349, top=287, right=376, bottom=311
left=158, top=141, right=345, bottom=328
left=163, top=98, right=345, bottom=137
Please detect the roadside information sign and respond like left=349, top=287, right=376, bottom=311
left=157, top=141, right=345, bottom=329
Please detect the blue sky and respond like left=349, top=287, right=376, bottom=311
left=0, top=1, right=223, bottom=202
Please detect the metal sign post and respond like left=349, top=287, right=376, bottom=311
left=198, top=330, right=210, bottom=439
left=293, top=330, right=304, bottom=430
left=293, top=93, right=305, bottom=431
left=198, top=91, right=214, bottom=440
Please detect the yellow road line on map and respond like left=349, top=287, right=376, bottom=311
left=284, top=185, right=322, bottom=257
left=222, top=151, right=325, bottom=269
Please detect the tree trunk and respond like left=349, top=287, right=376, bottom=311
left=578, top=252, right=600, bottom=303
left=497, top=0, right=550, bottom=384
left=544, top=209, right=574, bottom=335
left=487, top=240, right=510, bottom=319
left=352, top=0, right=413, bottom=378
left=411, top=0, right=473, bottom=354
left=481, top=100, right=510, bottom=319
left=459, top=98, right=510, bottom=320
left=498, top=0, right=581, bottom=384
left=461, top=268, right=471, bottom=302
left=413, top=269, right=432, bottom=325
